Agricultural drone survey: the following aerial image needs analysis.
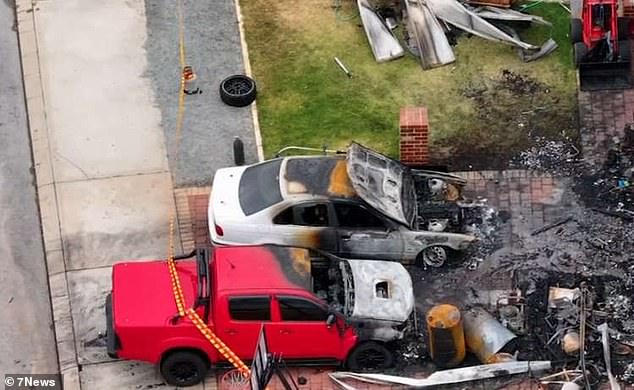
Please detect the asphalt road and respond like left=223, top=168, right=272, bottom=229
left=0, top=0, right=59, bottom=377
left=145, top=0, right=259, bottom=187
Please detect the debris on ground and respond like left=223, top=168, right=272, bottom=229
left=330, top=361, right=552, bottom=388
left=356, top=0, right=557, bottom=69
left=379, top=125, right=634, bottom=389
left=514, top=137, right=580, bottom=175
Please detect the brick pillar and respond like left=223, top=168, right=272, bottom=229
left=399, top=106, right=430, bottom=167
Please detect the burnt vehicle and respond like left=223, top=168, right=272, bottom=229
left=107, top=245, right=414, bottom=386
left=310, top=249, right=415, bottom=341
left=209, top=143, right=476, bottom=267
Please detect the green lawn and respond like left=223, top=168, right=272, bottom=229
left=241, top=0, right=578, bottom=168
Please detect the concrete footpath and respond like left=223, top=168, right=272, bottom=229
left=15, top=0, right=257, bottom=388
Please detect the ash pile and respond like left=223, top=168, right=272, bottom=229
left=574, top=124, right=634, bottom=218
left=465, top=124, right=634, bottom=387
left=404, top=124, right=634, bottom=388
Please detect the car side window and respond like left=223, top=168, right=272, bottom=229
left=228, top=297, right=271, bottom=321
left=278, top=296, right=328, bottom=322
left=273, top=207, right=293, bottom=224
left=293, top=204, right=329, bottom=227
left=334, top=203, right=386, bottom=229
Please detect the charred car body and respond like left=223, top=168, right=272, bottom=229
left=209, top=143, right=476, bottom=267
left=106, top=245, right=414, bottom=386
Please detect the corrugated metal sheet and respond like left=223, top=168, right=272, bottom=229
left=404, top=0, right=455, bottom=69
left=357, top=0, right=405, bottom=62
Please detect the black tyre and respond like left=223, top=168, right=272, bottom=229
left=219, top=74, right=257, bottom=107
left=574, top=42, right=587, bottom=68
left=160, top=350, right=209, bottom=387
left=619, top=39, right=631, bottom=61
left=346, top=341, right=394, bottom=372
left=571, top=18, right=583, bottom=44
left=618, top=17, right=630, bottom=39
left=416, top=245, right=448, bottom=268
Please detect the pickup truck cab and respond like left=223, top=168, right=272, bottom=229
left=106, top=245, right=414, bottom=387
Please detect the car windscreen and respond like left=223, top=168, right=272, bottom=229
left=238, top=159, right=283, bottom=215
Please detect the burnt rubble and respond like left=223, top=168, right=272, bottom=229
left=385, top=127, right=634, bottom=389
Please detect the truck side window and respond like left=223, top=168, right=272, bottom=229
left=334, top=203, right=386, bottom=229
left=228, top=297, right=271, bottom=321
left=278, top=296, right=328, bottom=322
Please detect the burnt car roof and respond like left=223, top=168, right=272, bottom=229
left=282, top=156, right=358, bottom=199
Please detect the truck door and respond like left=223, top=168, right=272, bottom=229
left=220, top=296, right=271, bottom=359
left=267, top=296, right=344, bottom=360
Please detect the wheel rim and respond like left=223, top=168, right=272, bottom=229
left=357, top=348, right=387, bottom=369
left=224, top=78, right=252, bottom=96
left=221, top=369, right=250, bottom=389
left=423, top=246, right=447, bottom=267
left=169, top=362, right=199, bottom=384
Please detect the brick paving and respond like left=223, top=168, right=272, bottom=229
left=455, top=170, right=569, bottom=249
left=578, top=89, right=634, bottom=164
left=578, top=44, right=634, bottom=165
left=174, top=186, right=212, bottom=253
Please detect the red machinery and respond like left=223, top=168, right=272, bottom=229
left=570, top=0, right=632, bottom=90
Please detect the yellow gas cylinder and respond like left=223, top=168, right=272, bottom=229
left=426, top=304, right=466, bottom=367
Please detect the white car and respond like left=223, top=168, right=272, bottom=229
left=209, top=143, right=476, bottom=267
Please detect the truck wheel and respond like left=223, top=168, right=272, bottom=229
left=346, top=341, right=394, bottom=372
left=417, top=246, right=448, bottom=268
left=161, top=351, right=209, bottom=387
left=574, top=42, right=587, bottom=68
left=570, top=18, right=582, bottom=43
left=219, top=75, right=257, bottom=107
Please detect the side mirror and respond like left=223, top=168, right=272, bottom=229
left=326, top=313, right=336, bottom=327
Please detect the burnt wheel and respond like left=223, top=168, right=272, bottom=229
left=417, top=246, right=448, bottom=268
left=346, top=341, right=394, bottom=372
left=161, top=350, right=209, bottom=387
left=219, top=74, right=257, bottom=107
left=570, top=18, right=582, bottom=44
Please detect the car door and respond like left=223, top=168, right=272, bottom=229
left=220, top=296, right=271, bottom=359
left=332, top=201, right=404, bottom=260
left=267, top=295, right=344, bottom=360
left=269, top=202, right=338, bottom=252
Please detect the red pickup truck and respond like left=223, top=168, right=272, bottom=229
left=106, top=245, right=414, bottom=386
